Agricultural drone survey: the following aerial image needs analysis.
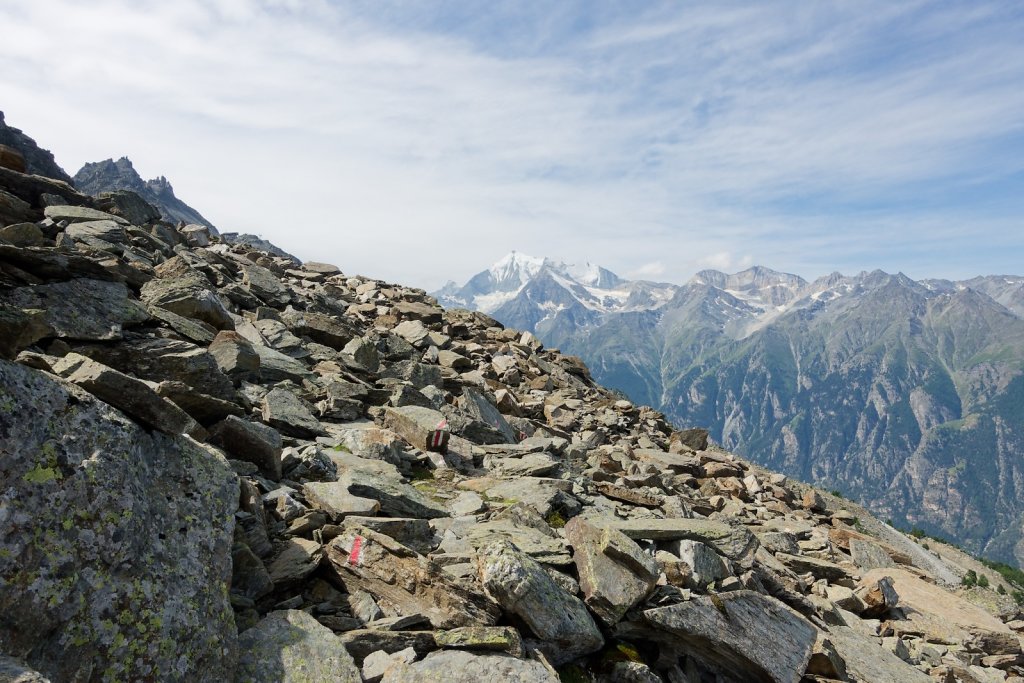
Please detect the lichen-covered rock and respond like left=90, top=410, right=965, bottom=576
left=564, top=516, right=658, bottom=626
left=477, top=538, right=603, bottom=665
left=381, top=650, right=557, bottom=683
left=235, top=609, right=361, bottom=683
left=52, top=353, right=202, bottom=437
left=0, top=359, right=238, bottom=682
left=0, top=278, right=149, bottom=341
left=434, top=626, right=525, bottom=656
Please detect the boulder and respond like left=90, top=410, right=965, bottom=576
left=266, top=538, right=323, bottom=587
left=140, top=271, right=234, bottom=330
left=776, top=552, right=853, bottom=583
left=342, top=470, right=448, bottom=520
left=859, top=567, right=1015, bottom=645
left=284, top=309, right=359, bottom=350
left=630, top=591, right=817, bottom=683
left=671, top=427, right=709, bottom=450
left=235, top=610, right=361, bottom=683
left=76, top=337, right=235, bottom=400
left=0, top=222, right=49, bottom=246
left=231, top=544, right=274, bottom=601
left=383, top=406, right=450, bottom=452
left=476, top=538, right=603, bottom=665
left=849, top=537, right=895, bottom=570
left=672, top=539, right=731, bottom=588
left=208, top=415, right=283, bottom=480
left=611, top=518, right=759, bottom=564
left=52, top=353, right=201, bottom=436
left=261, top=387, right=326, bottom=438
left=0, top=306, right=49, bottom=358
left=563, top=517, right=659, bottom=626
left=209, top=330, right=261, bottom=383
left=858, top=575, right=899, bottom=618
left=43, top=204, right=127, bottom=224
left=240, top=262, right=290, bottom=306
left=433, top=626, right=525, bottom=656
left=95, top=189, right=161, bottom=225
left=460, top=388, right=517, bottom=444
left=0, top=359, right=238, bottom=683
left=303, top=481, right=381, bottom=520
left=825, top=625, right=932, bottom=683
left=255, top=344, right=313, bottom=382
left=155, top=380, right=244, bottom=425
left=65, top=219, right=128, bottom=248
left=463, top=520, right=571, bottom=566
left=0, top=278, right=149, bottom=341
left=325, top=528, right=499, bottom=629
left=480, top=478, right=581, bottom=520
left=148, top=305, right=218, bottom=344
left=381, top=650, right=557, bottom=683
left=393, top=300, right=443, bottom=324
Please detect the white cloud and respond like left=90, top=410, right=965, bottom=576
left=0, top=0, right=1022, bottom=288
left=629, top=261, right=667, bottom=279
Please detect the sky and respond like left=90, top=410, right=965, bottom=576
left=1, top=1, right=1023, bottom=290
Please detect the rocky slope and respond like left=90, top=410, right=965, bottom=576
left=73, top=157, right=218, bottom=231
left=3, top=140, right=1024, bottom=682
left=437, top=255, right=1024, bottom=567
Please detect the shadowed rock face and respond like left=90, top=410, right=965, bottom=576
left=0, top=111, right=72, bottom=183
left=3, top=121, right=1024, bottom=683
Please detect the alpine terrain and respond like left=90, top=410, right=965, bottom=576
left=436, top=254, right=1024, bottom=567
left=4, top=112, right=1024, bottom=682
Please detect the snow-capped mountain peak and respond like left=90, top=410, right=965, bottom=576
left=432, top=251, right=672, bottom=326
left=487, top=251, right=547, bottom=288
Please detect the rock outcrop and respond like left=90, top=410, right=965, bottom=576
left=73, top=157, right=218, bottom=231
left=3, top=122, right=1024, bottom=682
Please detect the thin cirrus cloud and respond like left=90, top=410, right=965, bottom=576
left=0, top=0, right=1022, bottom=288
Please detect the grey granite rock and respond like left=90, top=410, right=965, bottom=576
left=235, top=610, right=361, bottom=683
left=381, top=650, right=556, bottom=683
left=476, top=538, right=603, bottom=665
left=0, top=278, right=149, bottom=341
left=0, top=359, right=238, bottom=683
left=564, top=517, right=659, bottom=626
left=630, top=591, right=817, bottom=683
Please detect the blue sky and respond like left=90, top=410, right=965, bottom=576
left=1, top=0, right=1022, bottom=288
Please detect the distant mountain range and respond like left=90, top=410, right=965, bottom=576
left=436, top=253, right=1024, bottom=566
left=73, top=157, right=217, bottom=231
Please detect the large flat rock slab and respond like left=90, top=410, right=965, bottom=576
left=630, top=590, right=817, bottom=683
left=325, top=528, right=499, bottom=629
left=825, top=625, right=932, bottom=683
left=53, top=353, right=201, bottom=436
left=0, top=278, right=148, bottom=341
left=610, top=517, right=759, bottom=563
left=860, top=567, right=1017, bottom=645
